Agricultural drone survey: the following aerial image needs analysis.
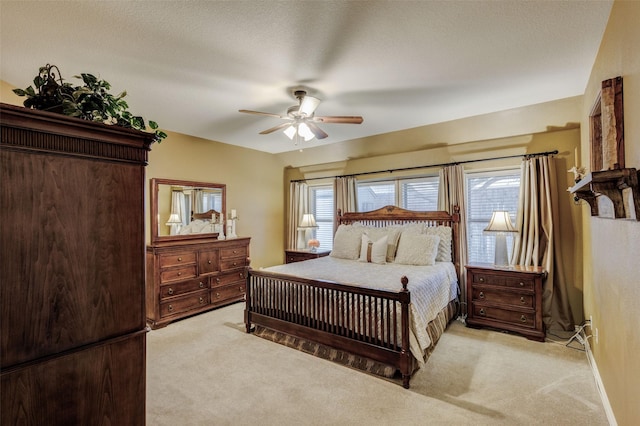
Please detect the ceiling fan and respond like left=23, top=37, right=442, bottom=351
left=239, top=90, right=363, bottom=143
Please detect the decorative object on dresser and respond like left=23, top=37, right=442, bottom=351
left=285, top=248, right=331, bottom=264
left=146, top=237, right=250, bottom=329
left=483, top=211, right=518, bottom=266
left=466, top=263, right=546, bottom=342
left=0, top=102, right=154, bottom=425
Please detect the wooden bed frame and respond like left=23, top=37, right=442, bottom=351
left=244, top=205, right=460, bottom=388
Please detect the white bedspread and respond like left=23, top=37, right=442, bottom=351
left=263, top=257, right=458, bottom=363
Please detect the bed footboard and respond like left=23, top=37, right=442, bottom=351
left=244, top=268, right=414, bottom=388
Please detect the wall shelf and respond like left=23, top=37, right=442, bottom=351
left=569, top=168, right=640, bottom=220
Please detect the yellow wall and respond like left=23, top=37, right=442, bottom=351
left=581, top=1, right=640, bottom=425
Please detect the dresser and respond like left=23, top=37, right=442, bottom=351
left=0, top=103, right=153, bottom=424
left=466, top=263, right=546, bottom=342
left=146, top=237, right=250, bottom=328
left=285, top=248, right=331, bottom=263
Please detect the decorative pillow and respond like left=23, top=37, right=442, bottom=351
left=330, top=224, right=364, bottom=260
left=358, top=234, right=388, bottom=264
left=364, top=226, right=402, bottom=263
left=394, top=233, right=440, bottom=266
left=425, top=226, right=453, bottom=262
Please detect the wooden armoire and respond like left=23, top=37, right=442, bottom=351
left=0, top=103, right=154, bottom=425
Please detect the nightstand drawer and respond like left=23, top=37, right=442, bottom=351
left=221, top=246, right=247, bottom=260
left=472, top=305, right=535, bottom=328
left=220, top=258, right=247, bottom=271
left=471, top=288, right=534, bottom=308
left=471, top=272, right=534, bottom=290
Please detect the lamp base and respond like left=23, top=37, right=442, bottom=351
left=494, top=233, right=510, bottom=267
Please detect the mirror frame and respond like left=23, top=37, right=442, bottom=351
left=150, top=178, right=226, bottom=243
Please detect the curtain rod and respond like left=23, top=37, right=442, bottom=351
left=290, top=149, right=559, bottom=183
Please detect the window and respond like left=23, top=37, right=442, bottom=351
left=466, top=170, right=521, bottom=263
left=357, top=176, right=439, bottom=212
left=309, top=185, right=334, bottom=250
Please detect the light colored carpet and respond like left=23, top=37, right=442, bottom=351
left=146, top=302, right=608, bottom=425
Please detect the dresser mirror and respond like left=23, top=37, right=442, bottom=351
left=150, top=178, right=226, bottom=243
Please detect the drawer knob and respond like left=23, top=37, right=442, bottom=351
left=478, top=277, right=485, bottom=283
left=519, top=282, right=525, bottom=287
left=479, top=308, right=485, bottom=316
left=178, top=257, right=182, bottom=261
left=199, top=281, right=205, bottom=288
left=479, top=292, right=485, bottom=299
left=168, top=288, right=174, bottom=295
left=215, top=292, right=220, bottom=298
left=233, top=261, right=237, bottom=266
left=233, top=250, right=238, bottom=254
left=239, top=286, right=243, bottom=292
left=520, top=315, right=527, bottom=323
left=239, top=272, right=244, bottom=279
left=216, top=278, right=221, bottom=284
left=177, top=272, right=182, bottom=276
left=208, top=260, right=212, bottom=264
left=520, top=296, right=526, bottom=304
left=168, top=304, right=173, bottom=312
left=199, top=297, right=205, bottom=304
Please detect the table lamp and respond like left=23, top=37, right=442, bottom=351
left=484, top=211, right=517, bottom=266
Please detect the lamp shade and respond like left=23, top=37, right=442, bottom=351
left=484, top=211, right=517, bottom=233
left=299, top=213, right=318, bottom=228
left=165, top=213, right=182, bottom=225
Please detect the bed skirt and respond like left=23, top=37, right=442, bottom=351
left=254, top=298, right=459, bottom=379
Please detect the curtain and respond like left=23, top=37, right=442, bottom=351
left=288, top=181, right=308, bottom=249
left=333, top=177, right=357, bottom=234
left=438, top=164, right=468, bottom=314
left=168, top=190, right=186, bottom=236
left=512, top=156, right=573, bottom=331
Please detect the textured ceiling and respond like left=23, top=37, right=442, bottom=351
left=1, top=1, right=612, bottom=154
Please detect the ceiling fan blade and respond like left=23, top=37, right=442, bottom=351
left=239, top=109, right=285, bottom=119
left=259, top=122, right=293, bottom=135
left=299, top=96, right=321, bottom=116
left=313, top=116, right=364, bottom=124
left=306, top=122, right=328, bottom=140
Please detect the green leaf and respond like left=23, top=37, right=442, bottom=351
left=149, top=121, right=158, bottom=130
left=25, top=86, right=37, bottom=97
left=13, top=88, right=27, bottom=96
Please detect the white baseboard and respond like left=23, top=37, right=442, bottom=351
left=584, top=339, right=618, bottom=426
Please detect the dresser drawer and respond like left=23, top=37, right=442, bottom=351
left=160, top=290, right=209, bottom=318
left=471, top=288, right=534, bottom=309
left=472, top=305, right=535, bottom=328
left=211, top=283, right=245, bottom=305
left=160, top=265, right=197, bottom=283
left=470, top=272, right=534, bottom=290
left=212, top=270, right=246, bottom=287
left=220, top=246, right=247, bottom=260
left=199, top=249, right=219, bottom=274
left=159, top=252, right=196, bottom=268
left=160, top=278, right=208, bottom=299
left=220, top=258, right=247, bottom=271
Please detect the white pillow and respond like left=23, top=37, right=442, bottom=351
left=359, top=234, right=388, bottom=264
left=394, top=233, right=440, bottom=266
left=425, top=226, right=453, bottom=262
left=363, top=226, right=402, bottom=263
left=330, top=224, right=364, bottom=260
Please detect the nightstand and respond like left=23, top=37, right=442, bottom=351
left=466, top=263, right=546, bottom=342
left=285, top=249, right=331, bottom=264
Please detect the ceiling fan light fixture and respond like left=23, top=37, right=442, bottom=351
left=283, top=125, right=296, bottom=140
left=298, top=122, right=315, bottom=141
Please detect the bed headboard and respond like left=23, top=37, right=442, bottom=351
left=192, top=209, right=220, bottom=221
left=337, top=205, right=461, bottom=279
